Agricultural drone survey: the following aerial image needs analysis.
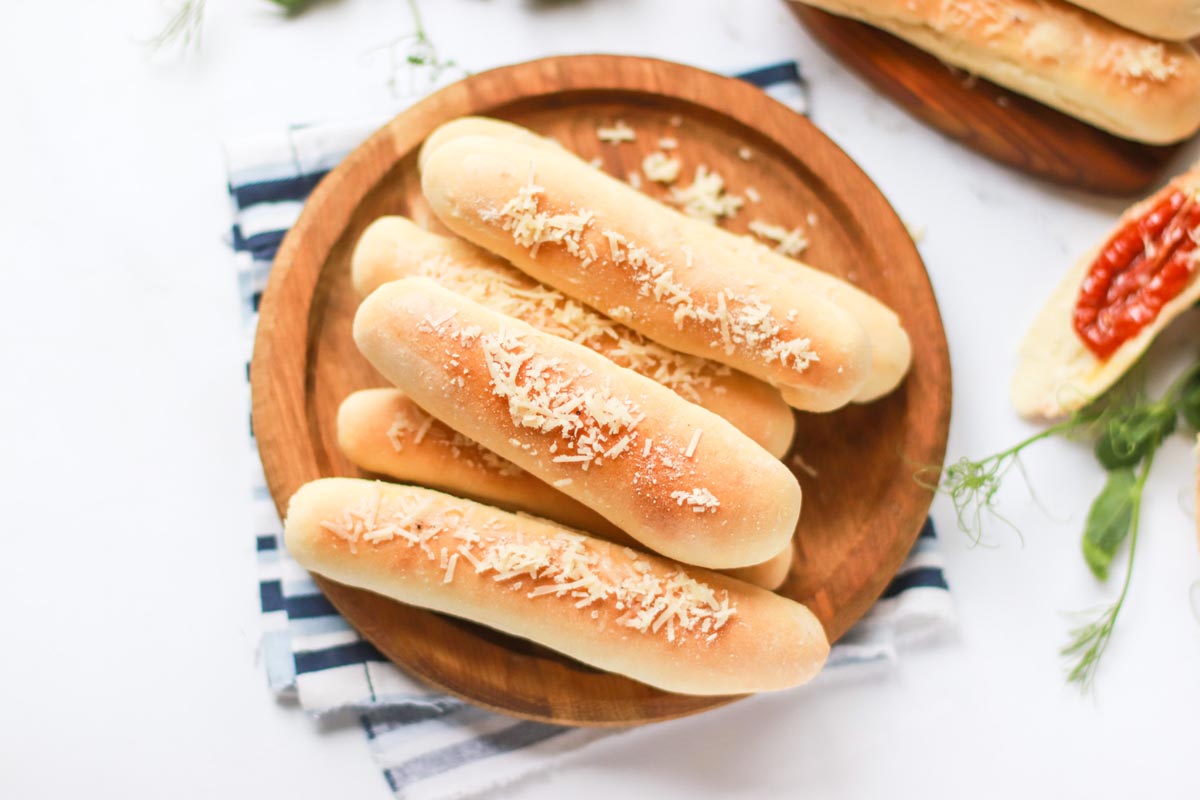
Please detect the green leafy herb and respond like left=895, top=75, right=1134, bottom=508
left=1093, top=403, right=1176, bottom=469
left=923, top=410, right=1095, bottom=544
left=267, top=0, right=319, bottom=12
left=1080, top=468, right=1138, bottom=580
left=371, top=0, right=467, bottom=96
left=1179, top=367, right=1200, bottom=430
left=1062, top=451, right=1154, bottom=691
left=928, top=354, right=1199, bottom=692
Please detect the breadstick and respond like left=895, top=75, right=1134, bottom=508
left=793, top=0, right=1200, bottom=144
left=419, top=117, right=911, bottom=403
left=337, top=388, right=796, bottom=590
left=1063, top=0, right=1200, bottom=42
left=353, top=277, right=802, bottom=568
left=284, top=478, right=829, bottom=695
left=351, top=216, right=796, bottom=456
left=419, top=134, right=873, bottom=412
left=1012, top=164, right=1200, bottom=419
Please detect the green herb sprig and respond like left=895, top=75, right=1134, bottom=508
left=371, top=0, right=467, bottom=96
left=149, top=0, right=207, bottom=56
left=928, top=356, right=1200, bottom=692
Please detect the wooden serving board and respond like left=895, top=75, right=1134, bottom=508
left=251, top=55, right=952, bottom=726
left=790, top=4, right=1188, bottom=196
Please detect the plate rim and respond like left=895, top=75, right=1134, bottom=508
left=251, top=53, right=952, bottom=725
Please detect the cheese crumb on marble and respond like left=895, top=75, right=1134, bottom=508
left=748, top=219, right=809, bottom=257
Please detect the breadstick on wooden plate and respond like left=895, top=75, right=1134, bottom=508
left=337, top=387, right=796, bottom=590
left=418, top=117, right=912, bottom=403
left=419, top=134, right=874, bottom=412
left=351, top=216, right=797, bottom=456
left=284, top=478, right=829, bottom=695
left=1013, top=164, right=1200, bottom=418
left=353, top=277, right=802, bottom=569
left=791, top=0, right=1200, bottom=144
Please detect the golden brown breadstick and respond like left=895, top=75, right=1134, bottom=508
left=351, top=216, right=796, bottom=456
left=1063, top=0, right=1200, bottom=42
left=418, top=117, right=912, bottom=403
left=419, top=134, right=873, bottom=412
left=353, top=277, right=802, bottom=569
left=337, top=387, right=795, bottom=590
left=284, top=478, right=828, bottom=695
left=794, top=0, right=1200, bottom=144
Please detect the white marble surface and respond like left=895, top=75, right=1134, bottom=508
left=2, top=1, right=1199, bottom=797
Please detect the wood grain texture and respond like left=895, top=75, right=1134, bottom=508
left=250, top=55, right=952, bottom=726
left=790, top=4, right=1187, bottom=196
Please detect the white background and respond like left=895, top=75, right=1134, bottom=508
left=2, top=1, right=1199, bottom=797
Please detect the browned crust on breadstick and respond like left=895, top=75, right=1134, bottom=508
left=1065, top=0, right=1200, bottom=41
left=353, top=277, right=802, bottom=569
left=418, top=117, right=911, bottom=404
left=420, top=135, right=873, bottom=412
left=337, top=388, right=795, bottom=590
left=796, top=0, right=1200, bottom=144
left=351, top=216, right=796, bottom=457
left=284, top=478, right=828, bottom=695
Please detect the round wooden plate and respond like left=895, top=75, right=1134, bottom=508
left=251, top=55, right=952, bottom=726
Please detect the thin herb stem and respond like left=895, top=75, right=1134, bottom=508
left=1062, top=449, right=1154, bottom=691
left=148, top=0, right=206, bottom=56
left=923, top=418, right=1077, bottom=545
left=407, top=0, right=426, bottom=37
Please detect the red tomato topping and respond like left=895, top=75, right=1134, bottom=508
left=1073, top=190, right=1200, bottom=360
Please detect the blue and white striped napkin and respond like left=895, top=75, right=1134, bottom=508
left=230, top=61, right=954, bottom=800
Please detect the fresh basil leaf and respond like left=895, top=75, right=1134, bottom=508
left=1093, top=405, right=1177, bottom=470
left=1081, top=468, right=1138, bottom=581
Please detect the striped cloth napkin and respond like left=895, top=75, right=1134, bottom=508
left=230, top=61, right=954, bottom=800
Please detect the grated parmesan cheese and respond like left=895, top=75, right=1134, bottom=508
left=1106, top=43, right=1181, bottom=83
left=748, top=220, right=809, bottom=257
left=642, top=152, right=682, bottom=184
left=737, top=146, right=752, bottom=161
left=658, top=137, right=678, bottom=150
left=386, top=404, right=522, bottom=477
left=488, top=175, right=818, bottom=376
left=596, top=120, right=636, bottom=143
left=319, top=493, right=736, bottom=643
left=668, top=166, right=744, bottom=225
left=479, top=330, right=642, bottom=469
left=496, top=178, right=594, bottom=260
left=669, top=487, right=721, bottom=513
left=744, top=186, right=761, bottom=204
